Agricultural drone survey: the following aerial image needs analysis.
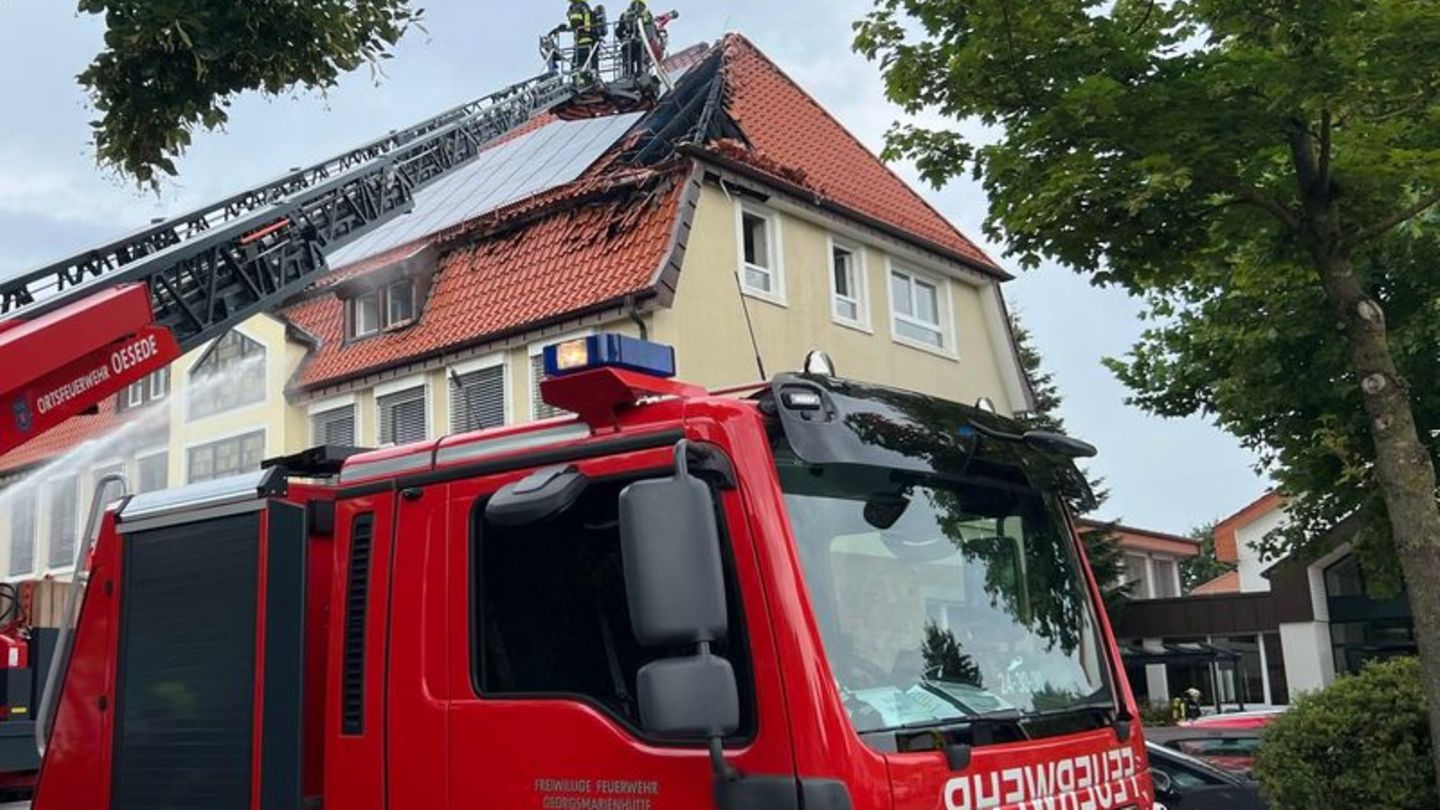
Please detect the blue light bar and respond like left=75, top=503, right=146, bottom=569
left=543, top=333, right=677, bottom=379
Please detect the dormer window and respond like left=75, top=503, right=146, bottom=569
left=348, top=280, right=417, bottom=340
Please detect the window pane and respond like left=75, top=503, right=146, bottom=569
left=896, top=319, right=944, bottom=347
left=742, top=213, right=769, bottom=269
left=744, top=265, right=772, bottom=293
left=387, top=282, right=415, bottom=326
left=1124, top=555, right=1149, bottom=596
left=451, top=366, right=506, bottom=433
left=833, top=248, right=852, bottom=298
left=187, top=431, right=264, bottom=483
left=915, top=279, right=940, bottom=326
left=189, top=332, right=266, bottom=419
left=474, top=477, right=750, bottom=734
left=137, top=454, right=168, bottom=494
left=891, top=272, right=913, bottom=317
left=836, top=298, right=859, bottom=322
left=354, top=294, right=381, bottom=336
left=1153, top=558, right=1180, bottom=598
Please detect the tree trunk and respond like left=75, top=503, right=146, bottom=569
left=1315, top=250, right=1440, bottom=793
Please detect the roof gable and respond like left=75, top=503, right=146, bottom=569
left=714, top=35, right=1000, bottom=272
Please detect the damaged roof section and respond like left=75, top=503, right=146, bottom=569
left=284, top=34, right=1008, bottom=392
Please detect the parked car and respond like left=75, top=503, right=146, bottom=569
left=1148, top=742, right=1267, bottom=809
left=1149, top=708, right=1285, bottom=775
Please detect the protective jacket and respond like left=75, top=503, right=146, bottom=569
left=568, top=1, right=596, bottom=44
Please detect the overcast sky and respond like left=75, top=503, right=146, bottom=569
left=0, top=1, right=1268, bottom=531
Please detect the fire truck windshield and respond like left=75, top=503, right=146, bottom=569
left=777, top=459, right=1115, bottom=737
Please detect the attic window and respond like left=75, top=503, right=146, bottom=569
left=349, top=280, right=417, bottom=340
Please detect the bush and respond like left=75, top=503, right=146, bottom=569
left=1254, top=657, right=1436, bottom=810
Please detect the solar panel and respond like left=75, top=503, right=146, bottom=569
left=327, top=113, right=644, bottom=268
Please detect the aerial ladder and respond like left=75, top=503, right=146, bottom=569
left=0, top=24, right=672, bottom=459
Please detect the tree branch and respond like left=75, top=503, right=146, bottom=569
left=1346, top=188, right=1440, bottom=248
left=1318, top=109, right=1333, bottom=193
left=1230, top=186, right=1301, bottom=231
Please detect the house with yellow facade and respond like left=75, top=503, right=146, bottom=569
left=0, top=35, right=1035, bottom=598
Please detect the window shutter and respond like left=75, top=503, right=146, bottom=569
left=450, top=366, right=505, bottom=433
left=48, top=476, right=79, bottom=569
left=378, top=387, right=427, bottom=445
left=9, top=493, right=36, bottom=576
left=313, top=405, right=358, bottom=447
left=531, top=355, right=567, bottom=420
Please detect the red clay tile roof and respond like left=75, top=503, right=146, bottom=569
left=1214, top=491, right=1284, bottom=564
left=0, top=401, right=122, bottom=476
left=716, top=34, right=1001, bottom=273
left=286, top=169, right=692, bottom=389
left=1191, top=570, right=1241, bottom=596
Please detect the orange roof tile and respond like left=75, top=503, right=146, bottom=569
left=1191, top=570, right=1241, bottom=596
left=287, top=169, right=694, bottom=389
left=0, top=401, right=122, bottom=476
left=1214, top=491, right=1285, bottom=564
left=717, top=35, right=1001, bottom=273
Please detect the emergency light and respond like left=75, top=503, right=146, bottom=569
left=543, top=333, right=677, bottom=379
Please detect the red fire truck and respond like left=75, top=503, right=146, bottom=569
left=26, top=333, right=1156, bottom=810
left=0, top=25, right=1156, bottom=808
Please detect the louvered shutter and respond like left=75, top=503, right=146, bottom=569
left=48, top=476, right=79, bottom=569
left=378, top=387, right=427, bottom=445
left=531, top=355, right=567, bottom=420
left=9, top=493, right=36, bottom=576
left=312, top=405, right=358, bottom=447
left=449, top=366, right=505, bottom=433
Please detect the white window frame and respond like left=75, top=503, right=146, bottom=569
left=386, top=280, right=417, bottom=328
left=184, top=327, right=269, bottom=421
left=183, top=426, right=269, bottom=484
left=735, top=203, right=786, bottom=306
left=886, top=260, right=956, bottom=358
left=308, top=393, right=360, bottom=446
left=448, top=352, right=511, bottom=433
left=529, top=331, right=592, bottom=421
left=149, top=368, right=169, bottom=400
left=827, top=236, right=869, bottom=331
left=352, top=292, right=382, bottom=338
left=373, top=373, right=432, bottom=446
left=126, top=380, right=145, bottom=408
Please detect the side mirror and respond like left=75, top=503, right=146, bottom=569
left=619, top=446, right=727, bottom=646
left=620, top=441, right=738, bottom=742
left=1150, top=768, right=1177, bottom=799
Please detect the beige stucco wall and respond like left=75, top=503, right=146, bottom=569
left=649, top=184, right=1024, bottom=415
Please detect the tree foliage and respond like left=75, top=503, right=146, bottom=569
left=856, top=1, right=1440, bottom=778
left=78, top=0, right=423, bottom=185
left=1181, top=520, right=1233, bottom=593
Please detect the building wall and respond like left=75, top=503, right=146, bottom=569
left=1233, top=504, right=1286, bottom=593
left=650, top=185, right=1026, bottom=414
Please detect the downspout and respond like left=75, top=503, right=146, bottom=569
left=626, top=293, right=649, bottom=340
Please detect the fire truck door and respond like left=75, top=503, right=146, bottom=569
left=441, top=453, right=792, bottom=810
left=386, top=482, right=450, bottom=809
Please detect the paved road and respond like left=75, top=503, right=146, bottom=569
left=0, top=801, right=28, bottom=809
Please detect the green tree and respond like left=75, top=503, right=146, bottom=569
left=1009, top=314, right=1131, bottom=615
left=1182, top=520, right=1232, bottom=593
left=856, top=0, right=1440, bottom=782
left=77, top=0, right=423, bottom=185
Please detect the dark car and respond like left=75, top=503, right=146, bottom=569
left=1148, top=742, right=1267, bottom=809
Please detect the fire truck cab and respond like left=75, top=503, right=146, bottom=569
left=31, top=335, right=1156, bottom=810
